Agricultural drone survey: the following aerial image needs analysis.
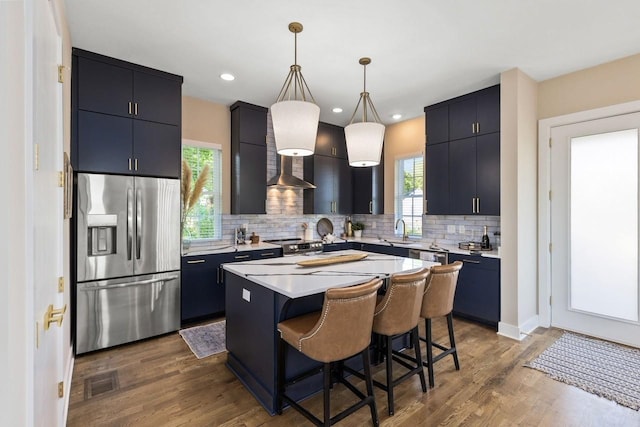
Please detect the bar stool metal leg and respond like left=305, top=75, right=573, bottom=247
left=425, top=318, right=435, bottom=388
left=447, top=313, right=460, bottom=370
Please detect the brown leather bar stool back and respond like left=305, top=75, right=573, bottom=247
left=420, top=261, right=463, bottom=388
left=367, top=267, right=430, bottom=416
left=277, top=278, right=383, bottom=426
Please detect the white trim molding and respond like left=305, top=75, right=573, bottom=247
left=538, top=100, right=640, bottom=327
left=498, top=315, right=540, bottom=341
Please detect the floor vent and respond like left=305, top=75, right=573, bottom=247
left=84, top=370, right=119, bottom=400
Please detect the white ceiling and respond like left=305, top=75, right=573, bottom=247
left=63, top=0, right=640, bottom=126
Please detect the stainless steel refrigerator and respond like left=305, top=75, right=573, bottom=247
left=75, top=173, right=181, bottom=354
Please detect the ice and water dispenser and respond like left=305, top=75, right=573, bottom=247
left=87, top=214, right=118, bottom=256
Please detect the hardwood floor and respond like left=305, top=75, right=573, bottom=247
left=68, top=317, right=640, bottom=426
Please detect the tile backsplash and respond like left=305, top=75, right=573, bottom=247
left=221, top=111, right=500, bottom=247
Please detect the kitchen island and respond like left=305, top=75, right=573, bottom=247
left=222, top=249, right=438, bottom=414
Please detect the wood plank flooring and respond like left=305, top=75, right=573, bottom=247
left=68, top=317, right=640, bottom=426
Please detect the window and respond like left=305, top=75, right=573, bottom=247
left=395, top=154, right=424, bottom=236
left=182, top=140, right=222, bottom=241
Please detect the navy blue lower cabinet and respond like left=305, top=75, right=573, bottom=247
left=181, top=254, right=226, bottom=323
left=181, top=248, right=282, bottom=323
left=322, top=242, right=353, bottom=252
left=357, top=242, right=410, bottom=258
left=448, top=253, right=500, bottom=328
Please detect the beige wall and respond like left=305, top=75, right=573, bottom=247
left=383, top=116, right=425, bottom=214
left=182, top=96, right=231, bottom=213
left=499, top=68, right=539, bottom=338
left=538, top=53, right=640, bottom=119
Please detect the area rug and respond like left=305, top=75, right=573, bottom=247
left=179, top=320, right=226, bottom=359
left=525, top=332, right=640, bottom=410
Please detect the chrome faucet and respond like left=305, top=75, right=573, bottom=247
left=395, top=218, right=408, bottom=241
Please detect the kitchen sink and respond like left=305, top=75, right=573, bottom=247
left=378, top=238, right=422, bottom=247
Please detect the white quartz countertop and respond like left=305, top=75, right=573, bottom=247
left=182, top=241, right=281, bottom=256
left=337, top=237, right=501, bottom=259
left=222, top=249, right=439, bottom=298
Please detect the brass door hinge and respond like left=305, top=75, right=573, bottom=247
left=549, top=190, right=552, bottom=201
left=58, top=65, right=65, bottom=83
left=58, top=277, right=64, bottom=293
left=549, top=243, right=552, bottom=252
left=549, top=137, right=552, bottom=148
left=58, top=381, right=64, bottom=398
left=58, top=171, right=64, bottom=187
left=549, top=296, right=552, bottom=306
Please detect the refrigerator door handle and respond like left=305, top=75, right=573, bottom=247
left=136, top=188, right=142, bottom=260
left=78, top=275, right=180, bottom=291
left=127, top=188, right=133, bottom=260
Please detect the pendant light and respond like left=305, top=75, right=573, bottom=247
left=270, top=22, right=320, bottom=157
left=345, top=57, right=385, bottom=167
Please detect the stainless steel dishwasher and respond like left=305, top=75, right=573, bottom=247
left=408, top=248, right=448, bottom=265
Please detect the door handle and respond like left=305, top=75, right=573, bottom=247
left=136, top=189, right=142, bottom=260
left=260, top=252, right=275, bottom=257
left=472, top=123, right=476, bottom=134
left=44, top=304, right=67, bottom=330
left=369, top=201, right=373, bottom=213
left=127, top=188, right=133, bottom=260
left=476, top=197, right=480, bottom=213
left=186, top=259, right=206, bottom=264
left=462, top=259, right=481, bottom=264
left=128, top=102, right=133, bottom=115
left=476, top=122, right=480, bottom=133
left=234, top=254, right=251, bottom=260
left=134, top=102, right=138, bottom=116
left=472, top=197, right=476, bottom=214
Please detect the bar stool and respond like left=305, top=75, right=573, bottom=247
left=419, top=261, right=463, bottom=388
left=369, top=268, right=430, bottom=416
left=276, top=278, right=383, bottom=427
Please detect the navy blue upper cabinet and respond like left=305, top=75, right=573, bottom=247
left=314, top=122, right=347, bottom=158
left=425, top=105, right=449, bottom=145
left=230, top=101, right=267, bottom=214
left=449, top=85, right=500, bottom=140
left=424, top=84, right=500, bottom=216
left=72, top=48, right=183, bottom=178
left=352, top=158, right=384, bottom=214
left=425, top=142, right=449, bottom=214
left=304, top=122, right=352, bottom=214
left=76, top=53, right=181, bottom=126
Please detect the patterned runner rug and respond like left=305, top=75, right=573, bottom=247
left=179, top=320, right=226, bottom=359
left=526, top=332, right=640, bottom=410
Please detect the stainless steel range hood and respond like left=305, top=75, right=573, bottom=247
left=267, top=155, right=316, bottom=189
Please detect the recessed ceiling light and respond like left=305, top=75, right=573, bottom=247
left=220, top=73, right=235, bottom=81
left=332, top=107, right=343, bottom=113
left=392, top=114, right=402, bottom=120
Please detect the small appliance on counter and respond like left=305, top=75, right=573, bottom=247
left=458, top=241, right=493, bottom=252
left=235, top=227, right=247, bottom=244
left=264, top=237, right=324, bottom=256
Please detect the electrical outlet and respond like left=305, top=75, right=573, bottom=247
left=447, top=225, right=456, bottom=234
left=372, top=222, right=376, bottom=229
left=458, top=225, right=465, bottom=234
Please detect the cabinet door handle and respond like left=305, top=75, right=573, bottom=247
left=134, top=102, right=138, bottom=116
left=234, top=254, right=251, bottom=260
left=472, top=198, right=476, bottom=213
left=476, top=197, right=480, bottom=213
left=128, top=158, right=132, bottom=171
left=424, top=199, right=428, bottom=214
left=186, top=259, right=205, bottom=264
left=476, top=121, right=480, bottom=133
left=260, top=252, right=275, bottom=257
left=369, top=201, right=373, bottom=213
left=134, top=158, right=138, bottom=171
left=128, top=102, right=133, bottom=115
left=462, top=259, right=481, bottom=264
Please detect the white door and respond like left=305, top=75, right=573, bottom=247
left=32, top=0, right=65, bottom=424
left=550, top=112, right=640, bottom=348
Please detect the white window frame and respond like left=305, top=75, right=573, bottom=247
left=182, top=138, right=223, bottom=242
left=394, top=152, right=424, bottom=237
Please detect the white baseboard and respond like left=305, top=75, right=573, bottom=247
left=497, top=315, right=540, bottom=341
left=62, top=346, right=74, bottom=426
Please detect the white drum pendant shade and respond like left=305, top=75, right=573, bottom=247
left=345, top=122, right=385, bottom=167
left=271, top=100, right=320, bottom=156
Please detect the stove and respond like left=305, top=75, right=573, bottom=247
left=264, top=237, right=324, bottom=256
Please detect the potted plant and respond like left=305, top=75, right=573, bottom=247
left=352, top=222, right=365, bottom=238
